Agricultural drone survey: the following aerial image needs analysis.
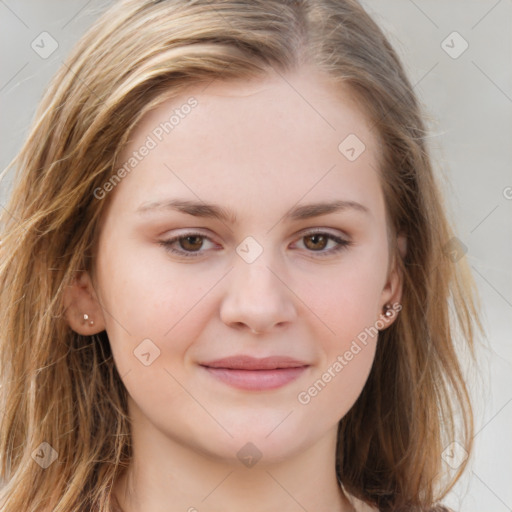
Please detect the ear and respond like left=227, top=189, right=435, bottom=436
left=377, top=233, right=407, bottom=329
left=62, top=271, right=106, bottom=335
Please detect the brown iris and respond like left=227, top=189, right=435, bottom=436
left=179, top=235, right=204, bottom=252
left=303, top=234, right=329, bottom=251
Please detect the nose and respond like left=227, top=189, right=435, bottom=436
left=219, top=251, right=297, bottom=335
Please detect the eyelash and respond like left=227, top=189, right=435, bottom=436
left=159, top=230, right=351, bottom=259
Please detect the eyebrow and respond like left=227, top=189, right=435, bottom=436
left=136, top=198, right=370, bottom=224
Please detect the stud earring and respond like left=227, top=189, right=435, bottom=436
left=384, top=304, right=394, bottom=318
left=83, top=313, right=94, bottom=326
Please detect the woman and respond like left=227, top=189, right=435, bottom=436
left=0, top=0, right=481, bottom=510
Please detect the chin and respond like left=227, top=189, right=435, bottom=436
left=193, top=423, right=312, bottom=467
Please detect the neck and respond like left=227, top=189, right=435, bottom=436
left=113, top=424, right=355, bottom=512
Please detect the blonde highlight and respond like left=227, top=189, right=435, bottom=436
left=0, top=1, right=482, bottom=511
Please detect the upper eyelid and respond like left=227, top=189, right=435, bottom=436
left=160, top=228, right=351, bottom=254
left=161, top=227, right=350, bottom=243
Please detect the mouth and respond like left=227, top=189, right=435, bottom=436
left=199, top=355, right=310, bottom=391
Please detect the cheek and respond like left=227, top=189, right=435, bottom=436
left=298, top=251, right=385, bottom=415
left=297, top=269, right=381, bottom=419
left=95, top=239, right=219, bottom=371
left=308, top=254, right=387, bottom=341
left=297, top=339, right=377, bottom=430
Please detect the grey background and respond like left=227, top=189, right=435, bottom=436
left=1, top=1, right=511, bottom=510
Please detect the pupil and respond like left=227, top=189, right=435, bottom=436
left=182, top=236, right=202, bottom=251
left=307, top=234, right=326, bottom=250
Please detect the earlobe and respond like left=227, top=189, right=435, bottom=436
left=378, top=301, right=403, bottom=330
left=62, top=271, right=106, bottom=335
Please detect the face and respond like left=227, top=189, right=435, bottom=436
left=67, top=66, right=403, bottom=465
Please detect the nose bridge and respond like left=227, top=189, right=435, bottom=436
left=236, top=255, right=278, bottom=297
left=233, top=245, right=288, bottom=303
left=220, top=242, right=296, bottom=332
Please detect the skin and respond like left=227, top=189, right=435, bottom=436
left=64, top=65, right=405, bottom=512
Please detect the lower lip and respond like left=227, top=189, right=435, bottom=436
left=201, top=366, right=308, bottom=391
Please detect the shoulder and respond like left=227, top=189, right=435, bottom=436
left=343, top=490, right=452, bottom=512
left=340, top=483, right=453, bottom=512
left=343, top=490, right=379, bottom=512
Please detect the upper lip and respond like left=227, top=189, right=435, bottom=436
left=200, top=355, right=309, bottom=370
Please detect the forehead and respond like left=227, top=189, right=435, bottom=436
left=111, top=68, right=383, bottom=221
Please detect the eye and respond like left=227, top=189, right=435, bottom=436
left=293, top=230, right=351, bottom=257
left=159, top=229, right=351, bottom=259
left=159, top=232, right=216, bottom=258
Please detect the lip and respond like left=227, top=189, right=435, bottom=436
left=199, top=356, right=310, bottom=391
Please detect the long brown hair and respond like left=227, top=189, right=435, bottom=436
left=0, top=0, right=482, bottom=510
